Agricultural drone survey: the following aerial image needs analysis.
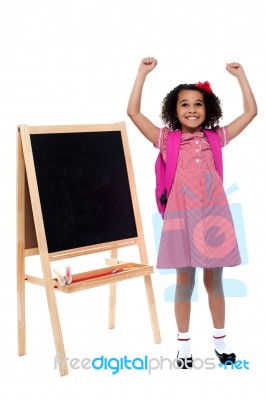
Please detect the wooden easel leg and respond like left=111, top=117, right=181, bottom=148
left=37, top=251, right=68, bottom=376
left=17, top=256, right=26, bottom=356
left=108, top=283, right=116, bottom=329
left=143, top=275, right=161, bottom=344
left=108, top=249, right=117, bottom=329
left=17, top=129, right=26, bottom=356
left=42, top=269, right=68, bottom=377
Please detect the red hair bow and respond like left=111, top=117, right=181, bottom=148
left=195, top=81, right=212, bottom=94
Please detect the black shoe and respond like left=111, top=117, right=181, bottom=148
left=215, top=349, right=236, bottom=364
left=176, top=352, right=193, bottom=369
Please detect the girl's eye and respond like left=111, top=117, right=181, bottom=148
left=180, top=102, right=203, bottom=107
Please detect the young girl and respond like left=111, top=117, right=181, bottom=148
left=127, top=57, right=257, bottom=368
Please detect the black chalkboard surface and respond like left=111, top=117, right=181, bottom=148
left=30, top=130, right=137, bottom=253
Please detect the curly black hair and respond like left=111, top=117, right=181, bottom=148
left=160, top=84, right=223, bottom=130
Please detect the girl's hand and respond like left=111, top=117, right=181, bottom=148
left=225, top=61, right=257, bottom=141
left=226, top=62, right=245, bottom=77
left=138, top=57, right=158, bottom=75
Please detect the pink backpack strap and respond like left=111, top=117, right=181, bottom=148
left=160, top=130, right=181, bottom=204
left=203, top=129, right=223, bottom=182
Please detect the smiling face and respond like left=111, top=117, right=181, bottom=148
left=176, top=90, right=206, bottom=133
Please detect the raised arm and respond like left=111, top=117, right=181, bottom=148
left=225, top=62, right=258, bottom=141
left=127, top=57, right=159, bottom=144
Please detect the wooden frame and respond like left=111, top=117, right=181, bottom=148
left=17, top=122, right=161, bottom=376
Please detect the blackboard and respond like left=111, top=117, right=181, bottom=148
left=30, top=130, right=137, bottom=253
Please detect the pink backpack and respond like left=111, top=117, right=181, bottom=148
left=155, top=130, right=181, bottom=216
left=155, top=129, right=223, bottom=217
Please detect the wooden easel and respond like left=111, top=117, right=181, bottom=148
left=17, top=122, right=161, bottom=376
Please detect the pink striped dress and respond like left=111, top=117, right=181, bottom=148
left=155, top=127, right=241, bottom=269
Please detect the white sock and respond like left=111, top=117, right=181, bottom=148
left=213, top=328, right=232, bottom=354
left=177, top=332, right=192, bottom=358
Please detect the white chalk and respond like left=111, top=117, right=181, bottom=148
left=53, top=269, right=66, bottom=286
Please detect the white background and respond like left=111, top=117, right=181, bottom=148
left=1, top=0, right=265, bottom=398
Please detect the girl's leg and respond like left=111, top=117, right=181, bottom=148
left=203, top=267, right=224, bottom=328
left=203, top=268, right=235, bottom=357
left=175, top=267, right=196, bottom=331
left=175, top=267, right=196, bottom=359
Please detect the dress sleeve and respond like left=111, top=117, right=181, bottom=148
left=155, top=127, right=170, bottom=161
left=215, top=126, right=229, bottom=148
